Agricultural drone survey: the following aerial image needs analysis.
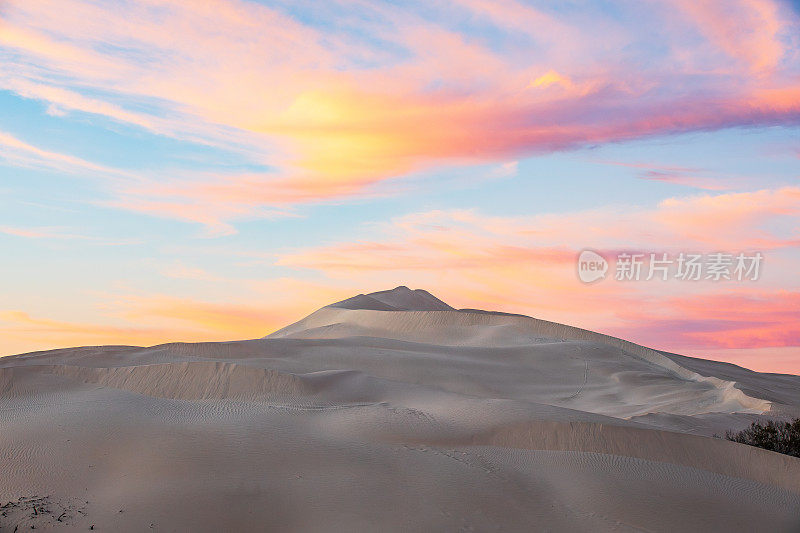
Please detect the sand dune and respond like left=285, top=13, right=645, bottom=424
left=1, top=286, right=798, bottom=531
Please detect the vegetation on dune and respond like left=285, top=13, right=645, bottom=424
left=725, top=418, right=800, bottom=458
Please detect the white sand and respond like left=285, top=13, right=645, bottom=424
left=1, top=286, right=799, bottom=531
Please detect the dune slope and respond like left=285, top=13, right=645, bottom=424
left=1, top=287, right=798, bottom=532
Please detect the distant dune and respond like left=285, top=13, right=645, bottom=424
left=1, top=287, right=799, bottom=531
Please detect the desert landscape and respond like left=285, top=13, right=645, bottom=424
left=3, top=0, right=800, bottom=531
left=1, top=286, right=798, bottom=532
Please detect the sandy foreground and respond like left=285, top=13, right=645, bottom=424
left=1, top=287, right=799, bottom=532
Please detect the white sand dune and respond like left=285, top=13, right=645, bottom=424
left=1, top=286, right=799, bottom=531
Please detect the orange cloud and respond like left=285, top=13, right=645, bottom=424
left=280, top=187, right=800, bottom=277
left=1, top=298, right=286, bottom=356
left=0, top=276, right=358, bottom=357
left=120, top=296, right=288, bottom=336
left=274, top=186, right=800, bottom=371
left=0, top=310, right=176, bottom=355
left=1, top=0, right=799, bottom=234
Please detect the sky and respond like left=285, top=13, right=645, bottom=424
left=0, top=0, right=799, bottom=373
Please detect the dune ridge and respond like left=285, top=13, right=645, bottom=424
left=266, top=304, right=771, bottom=414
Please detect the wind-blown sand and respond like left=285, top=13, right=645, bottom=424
left=1, top=287, right=799, bottom=531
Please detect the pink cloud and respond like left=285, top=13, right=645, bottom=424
left=608, top=290, right=800, bottom=353
left=274, top=186, right=800, bottom=370
left=280, top=187, right=800, bottom=276
left=637, top=170, right=728, bottom=191
left=0, top=226, right=69, bottom=239
left=670, top=0, right=787, bottom=74
left=593, top=160, right=746, bottom=191
left=0, top=0, right=799, bottom=232
left=689, top=346, right=800, bottom=375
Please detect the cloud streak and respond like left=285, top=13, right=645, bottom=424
left=280, top=186, right=800, bottom=274
left=0, top=130, right=119, bottom=176
left=0, top=0, right=798, bottom=231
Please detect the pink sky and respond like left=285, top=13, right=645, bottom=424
left=0, top=0, right=799, bottom=374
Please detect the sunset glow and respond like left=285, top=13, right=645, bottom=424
left=1, top=0, right=799, bottom=373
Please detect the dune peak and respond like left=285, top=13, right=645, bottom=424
left=328, top=286, right=454, bottom=311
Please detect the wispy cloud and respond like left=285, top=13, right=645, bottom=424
left=0, top=225, right=142, bottom=245
left=0, top=226, right=71, bottom=239
left=276, top=185, right=800, bottom=360
left=596, top=160, right=739, bottom=190
left=0, top=0, right=798, bottom=233
left=280, top=186, right=800, bottom=275
left=0, top=130, right=119, bottom=176
left=637, top=170, right=729, bottom=191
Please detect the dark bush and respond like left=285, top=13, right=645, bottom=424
left=725, top=418, right=800, bottom=458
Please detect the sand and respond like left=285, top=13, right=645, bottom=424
left=1, top=286, right=799, bottom=531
